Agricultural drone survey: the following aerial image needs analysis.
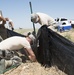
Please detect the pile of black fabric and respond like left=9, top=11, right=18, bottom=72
left=36, top=25, right=74, bottom=75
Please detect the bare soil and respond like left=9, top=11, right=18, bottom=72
left=3, top=62, right=67, bottom=75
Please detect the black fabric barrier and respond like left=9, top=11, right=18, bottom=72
left=7, top=29, right=25, bottom=37
left=37, top=25, right=74, bottom=75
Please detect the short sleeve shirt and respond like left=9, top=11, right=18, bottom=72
left=0, top=36, right=31, bottom=50
left=36, top=12, right=56, bottom=26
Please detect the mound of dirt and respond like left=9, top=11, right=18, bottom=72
left=3, top=62, right=67, bottom=75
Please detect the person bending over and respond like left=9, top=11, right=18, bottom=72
left=0, top=34, right=36, bottom=62
left=31, top=12, right=56, bottom=26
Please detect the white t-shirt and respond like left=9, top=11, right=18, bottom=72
left=0, top=36, right=31, bottom=50
left=36, top=12, right=56, bottom=26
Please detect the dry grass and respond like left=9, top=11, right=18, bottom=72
left=14, top=28, right=38, bottom=35
left=57, top=28, right=74, bottom=42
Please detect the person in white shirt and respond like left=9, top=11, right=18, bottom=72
left=31, top=12, right=56, bottom=26
left=0, top=34, right=36, bottom=62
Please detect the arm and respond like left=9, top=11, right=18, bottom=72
left=9, top=21, right=14, bottom=30
left=24, top=47, right=36, bottom=62
left=0, top=16, right=6, bottom=24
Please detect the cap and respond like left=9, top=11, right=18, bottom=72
left=31, top=13, right=39, bottom=23
left=28, top=34, right=35, bottom=42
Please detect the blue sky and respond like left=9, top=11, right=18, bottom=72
left=0, top=0, right=74, bottom=29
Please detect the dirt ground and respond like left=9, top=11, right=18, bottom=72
left=3, top=62, right=67, bottom=75
left=1, top=29, right=74, bottom=75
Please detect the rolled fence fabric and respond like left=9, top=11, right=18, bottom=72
left=37, top=25, right=74, bottom=75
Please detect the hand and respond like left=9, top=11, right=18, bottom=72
left=11, top=27, right=14, bottom=30
left=5, top=18, right=9, bottom=21
left=28, top=55, right=37, bottom=62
